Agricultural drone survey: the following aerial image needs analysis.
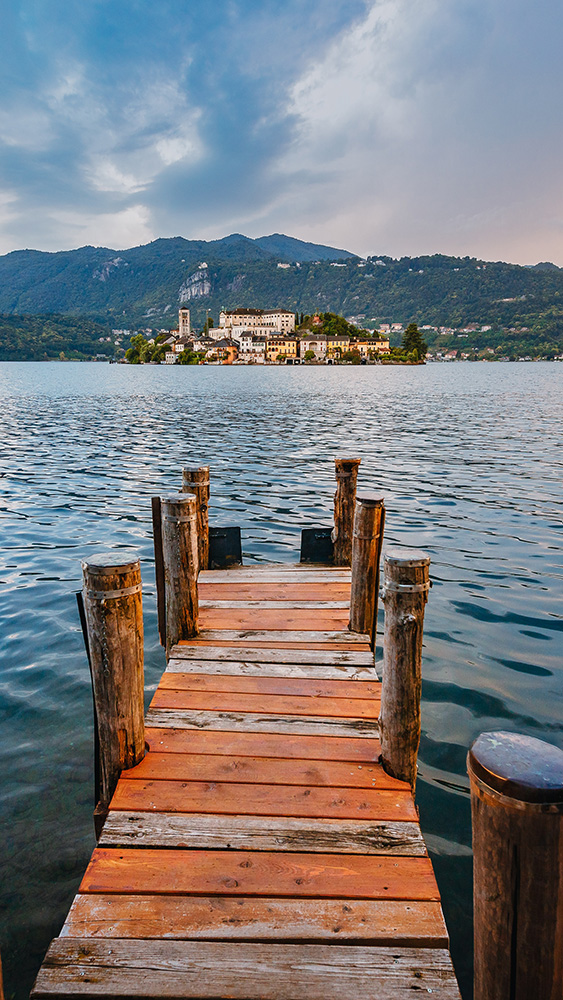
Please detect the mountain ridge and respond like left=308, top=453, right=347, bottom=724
left=0, top=234, right=563, bottom=359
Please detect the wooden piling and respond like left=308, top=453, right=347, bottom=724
left=468, top=731, right=563, bottom=1000
left=161, top=494, right=199, bottom=652
left=81, top=553, right=145, bottom=836
left=349, top=497, right=385, bottom=639
left=182, top=466, right=210, bottom=572
left=333, top=457, right=361, bottom=566
left=379, top=549, right=430, bottom=790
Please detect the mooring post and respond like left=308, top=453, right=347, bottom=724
left=468, top=731, right=563, bottom=1000
left=379, top=548, right=431, bottom=790
left=161, top=493, right=199, bottom=652
left=333, top=457, right=361, bottom=566
left=81, top=553, right=145, bottom=838
left=349, top=496, right=385, bottom=641
left=182, top=465, right=210, bottom=571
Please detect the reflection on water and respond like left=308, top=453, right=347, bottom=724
left=0, top=361, right=562, bottom=999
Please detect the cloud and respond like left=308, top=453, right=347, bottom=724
left=268, top=0, right=563, bottom=262
left=1, top=0, right=563, bottom=262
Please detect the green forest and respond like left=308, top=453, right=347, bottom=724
left=0, top=314, right=114, bottom=361
left=2, top=235, right=563, bottom=359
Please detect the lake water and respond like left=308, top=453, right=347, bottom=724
left=0, top=360, right=562, bottom=999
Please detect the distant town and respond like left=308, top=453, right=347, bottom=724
left=112, top=308, right=563, bottom=366
left=120, top=308, right=427, bottom=365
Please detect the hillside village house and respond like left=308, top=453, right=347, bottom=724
left=219, top=308, right=295, bottom=336
left=299, top=334, right=327, bottom=360
left=266, top=335, right=298, bottom=362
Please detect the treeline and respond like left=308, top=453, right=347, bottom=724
left=0, top=314, right=114, bottom=361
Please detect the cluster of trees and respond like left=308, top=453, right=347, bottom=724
left=0, top=313, right=115, bottom=361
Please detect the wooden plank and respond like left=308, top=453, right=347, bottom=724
left=199, top=583, right=351, bottom=601
left=158, top=672, right=381, bottom=698
left=170, top=645, right=374, bottom=665
left=186, top=641, right=371, bottom=651
left=166, top=658, right=377, bottom=681
left=146, top=727, right=381, bottom=762
left=200, top=611, right=352, bottom=631
left=200, top=566, right=352, bottom=580
left=150, top=689, right=380, bottom=720
left=180, top=629, right=368, bottom=644
left=62, top=894, right=447, bottom=945
left=200, top=600, right=349, bottom=609
left=80, top=848, right=439, bottom=899
left=109, top=779, right=415, bottom=821
left=145, top=708, right=380, bottom=738
left=32, top=940, right=461, bottom=999
left=99, top=812, right=426, bottom=855
left=121, top=751, right=398, bottom=788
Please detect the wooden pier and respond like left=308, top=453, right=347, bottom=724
left=32, top=554, right=461, bottom=998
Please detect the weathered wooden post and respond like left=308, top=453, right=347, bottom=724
left=161, top=493, right=199, bottom=652
left=333, top=457, right=361, bottom=566
left=468, top=731, right=563, bottom=1000
left=379, top=548, right=430, bottom=790
left=81, top=553, right=145, bottom=837
left=349, top=496, right=385, bottom=640
left=182, top=465, right=210, bottom=571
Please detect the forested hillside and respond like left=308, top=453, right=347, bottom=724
left=1, top=234, right=563, bottom=358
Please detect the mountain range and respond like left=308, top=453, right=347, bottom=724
left=1, top=233, right=563, bottom=359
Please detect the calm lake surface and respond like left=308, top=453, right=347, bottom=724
left=0, top=360, right=562, bottom=999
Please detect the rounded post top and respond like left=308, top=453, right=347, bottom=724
left=468, top=731, right=563, bottom=803
left=357, top=495, right=384, bottom=507
left=182, top=465, right=210, bottom=475
left=162, top=493, right=197, bottom=505
left=334, top=457, right=362, bottom=466
left=385, top=547, right=431, bottom=567
left=82, top=551, right=140, bottom=574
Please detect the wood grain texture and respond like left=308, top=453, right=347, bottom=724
left=182, top=466, right=210, bottom=572
left=199, top=583, right=351, bottom=601
left=145, top=727, right=381, bottom=762
left=80, top=848, right=439, bottom=899
left=159, top=672, right=381, bottom=698
left=199, top=609, right=351, bottom=631
left=150, top=688, right=380, bottom=720
left=199, top=600, right=349, bottom=609
left=109, top=778, right=416, bottom=821
left=349, top=498, right=384, bottom=636
left=333, top=457, right=361, bottom=566
left=379, top=552, right=430, bottom=790
left=166, top=659, right=377, bottom=681
left=145, top=708, right=380, bottom=738
left=120, top=751, right=397, bottom=787
left=179, top=629, right=368, bottom=644
left=62, top=895, right=447, bottom=945
left=170, top=645, right=373, bottom=665
left=81, top=556, right=145, bottom=816
left=32, top=940, right=461, bottom=999
left=161, top=494, right=199, bottom=650
left=166, top=657, right=377, bottom=680
left=99, top=812, right=425, bottom=855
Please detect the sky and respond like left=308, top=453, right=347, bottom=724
left=1, top=0, right=563, bottom=264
